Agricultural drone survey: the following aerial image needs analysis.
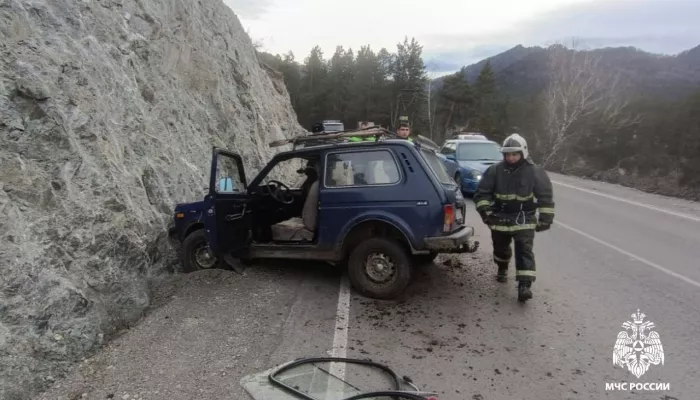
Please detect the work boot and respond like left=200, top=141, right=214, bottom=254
left=496, top=262, right=508, bottom=282
left=517, top=281, right=532, bottom=302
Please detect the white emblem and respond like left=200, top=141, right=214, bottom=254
left=613, top=309, right=664, bottom=378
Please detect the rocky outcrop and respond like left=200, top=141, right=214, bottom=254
left=0, top=0, right=304, bottom=398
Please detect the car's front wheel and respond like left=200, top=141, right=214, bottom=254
left=181, top=229, right=219, bottom=272
left=347, top=237, right=412, bottom=300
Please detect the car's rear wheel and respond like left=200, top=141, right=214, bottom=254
left=347, top=237, right=412, bottom=299
left=181, top=229, right=218, bottom=272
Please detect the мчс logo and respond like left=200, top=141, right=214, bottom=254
left=612, top=309, right=665, bottom=378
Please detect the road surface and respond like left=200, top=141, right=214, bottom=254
left=37, top=173, right=700, bottom=400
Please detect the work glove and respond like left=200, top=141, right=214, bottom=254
left=535, top=221, right=551, bottom=232
left=483, top=214, right=500, bottom=226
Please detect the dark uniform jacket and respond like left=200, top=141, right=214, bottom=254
left=473, top=158, right=555, bottom=232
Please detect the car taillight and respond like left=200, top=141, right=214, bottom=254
left=443, top=204, right=454, bottom=232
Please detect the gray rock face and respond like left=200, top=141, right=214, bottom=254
left=0, top=0, right=304, bottom=398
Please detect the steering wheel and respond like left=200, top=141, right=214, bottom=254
left=267, top=180, right=294, bottom=204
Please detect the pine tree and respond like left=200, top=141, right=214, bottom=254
left=437, top=67, right=474, bottom=138
left=279, top=51, right=301, bottom=110
left=299, top=45, right=328, bottom=128
left=474, top=60, right=499, bottom=135
left=390, top=37, right=428, bottom=133
left=327, top=46, right=355, bottom=122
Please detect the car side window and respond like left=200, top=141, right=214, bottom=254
left=442, top=142, right=456, bottom=156
left=215, top=155, right=244, bottom=193
left=325, top=150, right=400, bottom=187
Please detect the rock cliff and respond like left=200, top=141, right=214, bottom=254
left=0, top=0, right=304, bottom=398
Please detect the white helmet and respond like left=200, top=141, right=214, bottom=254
left=500, top=133, right=529, bottom=160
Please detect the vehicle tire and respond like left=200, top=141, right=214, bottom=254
left=347, top=237, right=412, bottom=300
left=414, top=251, right=439, bottom=266
left=181, top=229, right=219, bottom=273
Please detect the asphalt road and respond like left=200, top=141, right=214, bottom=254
left=37, top=173, right=700, bottom=400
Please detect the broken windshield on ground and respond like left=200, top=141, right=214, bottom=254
left=242, top=359, right=433, bottom=400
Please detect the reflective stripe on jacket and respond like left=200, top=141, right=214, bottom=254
left=473, top=159, right=555, bottom=230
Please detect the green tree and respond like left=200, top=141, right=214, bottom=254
left=327, top=46, right=355, bottom=122
left=278, top=51, right=302, bottom=110
left=436, top=67, right=474, bottom=139
left=299, top=45, right=329, bottom=128
left=473, top=60, right=500, bottom=135
left=390, top=37, right=428, bottom=133
left=260, top=38, right=432, bottom=135
left=348, top=45, right=391, bottom=126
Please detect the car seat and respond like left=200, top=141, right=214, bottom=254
left=270, top=181, right=319, bottom=241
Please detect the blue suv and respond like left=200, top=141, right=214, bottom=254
left=437, top=135, right=503, bottom=195
left=168, top=129, right=479, bottom=299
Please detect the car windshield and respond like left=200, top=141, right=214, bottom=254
left=457, top=142, right=502, bottom=161
left=420, top=148, right=454, bottom=185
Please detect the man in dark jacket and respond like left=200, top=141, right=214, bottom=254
left=473, top=133, right=555, bottom=302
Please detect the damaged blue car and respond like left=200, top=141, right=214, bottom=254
left=168, top=128, right=479, bottom=299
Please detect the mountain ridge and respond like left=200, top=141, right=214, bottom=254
left=433, top=43, right=700, bottom=100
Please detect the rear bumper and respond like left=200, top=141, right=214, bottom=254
left=423, top=226, right=479, bottom=253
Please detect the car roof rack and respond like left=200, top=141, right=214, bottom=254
left=269, top=127, right=398, bottom=150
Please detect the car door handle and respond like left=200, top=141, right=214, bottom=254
left=225, top=214, right=242, bottom=221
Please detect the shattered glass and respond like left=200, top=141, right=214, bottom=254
left=241, top=359, right=435, bottom=400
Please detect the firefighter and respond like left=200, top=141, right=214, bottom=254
left=473, top=133, right=555, bottom=302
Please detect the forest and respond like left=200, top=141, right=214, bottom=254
left=256, top=38, right=700, bottom=200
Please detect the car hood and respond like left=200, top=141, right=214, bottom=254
left=458, top=160, right=499, bottom=173
left=174, top=200, right=207, bottom=212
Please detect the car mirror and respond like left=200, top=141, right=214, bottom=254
left=446, top=154, right=456, bottom=161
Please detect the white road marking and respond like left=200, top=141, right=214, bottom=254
left=329, top=275, right=351, bottom=380
left=554, top=220, right=700, bottom=289
left=552, top=180, right=700, bottom=223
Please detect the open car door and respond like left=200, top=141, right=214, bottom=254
left=207, top=148, right=252, bottom=262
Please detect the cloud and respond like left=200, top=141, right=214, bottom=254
left=424, top=45, right=513, bottom=74
left=233, top=0, right=589, bottom=60
left=222, top=0, right=274, bottom=19
left=518, top=0, right=700, bottom=53
left=229, top=0, right=699, bottom=76
left=424, top=0, right=700, bottom=73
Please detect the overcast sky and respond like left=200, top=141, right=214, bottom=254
left=224, top=0, right=700, bottom=76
